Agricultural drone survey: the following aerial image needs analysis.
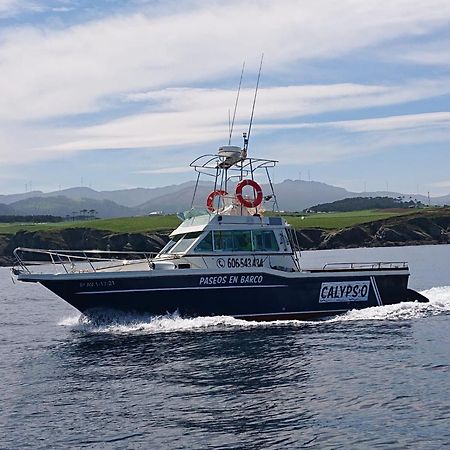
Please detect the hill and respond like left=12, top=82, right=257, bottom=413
left=0, top=183, right=204, bottom=208
left=39, top=185, right=198, bottom=208
left=9, top=196, right=138, bottom=218
left=269, top=179, right=350, bottom=212
left=0, top=191, right=44, bottom=205
left=103, top=182, right=202, bottom=208
left=137, top=182, right=213, bottom=214
left=307, top=196, right=423, bottom=212
left=2, top=180, right=450, bottom=215
left=0, top=203, right=15, bottom=215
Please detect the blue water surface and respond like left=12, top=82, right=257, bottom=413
left=1, top=245, right=449, bottom=449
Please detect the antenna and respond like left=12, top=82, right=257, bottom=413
left=228, top=61, right=245, bottom=145
left=245, top=53, right=264, bottom=152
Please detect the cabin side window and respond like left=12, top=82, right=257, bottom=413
left=191, top=229, right=281, bottom=253
left=252, top=230, right=279, bottom=251
left=214, top=231, right=252, bottom=252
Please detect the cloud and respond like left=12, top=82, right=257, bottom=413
left=135, top=166, right=192, bottom=174
left=262, top=110, right=450, bottom=166
left=1, top=0, right=450, bottom=194
left=394, top=39, right=450, bottom=66
left=322, top=111, right=450, bottom=133
left=430, top=180, right=450, bottom=188
left=31, top=82, right=450, bottom=156
left=2, top=80, right=450, bottom=172
left=0, top=0, right=32, bottom=17
left=2, top=0, right=450, bottom=121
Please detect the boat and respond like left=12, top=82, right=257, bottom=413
left=12, top=134, right=428, bottom=320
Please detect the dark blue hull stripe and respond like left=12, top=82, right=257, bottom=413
left=76, top=284, right=288, bottom=295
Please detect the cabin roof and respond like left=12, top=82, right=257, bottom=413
left=170, top=214, right=286, bottom=237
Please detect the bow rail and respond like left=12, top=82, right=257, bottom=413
left=12, top=247, right=159, bottom=275
left=321, top=261, right=409, bottom=271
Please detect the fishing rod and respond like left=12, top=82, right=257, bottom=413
left=228, top=61, right=245, bottom=145
left=243, top=53, right=264, bottom=154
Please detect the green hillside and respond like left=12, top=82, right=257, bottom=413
left=0, top=209, right=419, bottom=235
left=285, top=209, right=415, bottom=229
left=0, top=215, right=181, bottom=234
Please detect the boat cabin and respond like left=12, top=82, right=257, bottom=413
left=155, top=214, right=300, bottom=272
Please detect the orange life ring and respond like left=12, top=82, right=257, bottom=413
left=235, top=179, right=263, bottom=208
left=206, top=189, right=227, bottom=212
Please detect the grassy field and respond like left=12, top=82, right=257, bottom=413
left=284, top=209, right=414, bottom=229
left=0, top=209, right=417, bottom=235
left=0, top=215, right=182, bottom=235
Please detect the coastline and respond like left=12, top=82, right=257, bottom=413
left=295, top=209, right=450, bottom=250
left=1, top=210, right=449, bottom=267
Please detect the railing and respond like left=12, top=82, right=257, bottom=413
left=190, top=154, right=277, bottom=175
left=13, top=247, right=159, bottom=275
left=188, top=153, right=280, bottom=213
left=321, top=261, right=409, bottom=271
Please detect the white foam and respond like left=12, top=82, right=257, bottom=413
left=421, top=285, right=450, bottom=307
left=58, top=286, right=450, bottom=334
left=328, top=285, right=450, bottom=322
left=59, top=315, right=82, bottom=327
left=59, top=311, right=262, bottom=335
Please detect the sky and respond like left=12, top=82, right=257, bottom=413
left=0, top=0, right=450, bottom=196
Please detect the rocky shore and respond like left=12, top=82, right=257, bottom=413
left=295, top=210, right=450, bottom=250
left=1, top=210, right=449, bottom=266
left=0, top=229, right=170, bottom=266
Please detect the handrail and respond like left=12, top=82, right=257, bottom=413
left=13, top=247, right=159, bottom=275
left=322, top=261, right=408, bottom=270
left=190, top=154, right=277, bottom=175
left=15, top=247, right=158, bottom=256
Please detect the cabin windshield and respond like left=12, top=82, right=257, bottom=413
left=167, top=231, right=203, bottom=254
left=158, top=235, right=182, bottom=254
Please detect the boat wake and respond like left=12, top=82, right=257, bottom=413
left=58, top=285, right=450, bottom=334
left=59, top=311, right=256, bottom=334
left=328, top=285, right=450, bottom=322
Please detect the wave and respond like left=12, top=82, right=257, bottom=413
left=58, top=285, right=450, bottom=334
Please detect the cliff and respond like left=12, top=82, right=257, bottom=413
left=295, top=210, right=450, bottom=249
left=0, top=228, right=169, bottom=266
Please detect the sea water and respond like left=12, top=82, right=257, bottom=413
left=0, top=245, right=449, bottom=449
